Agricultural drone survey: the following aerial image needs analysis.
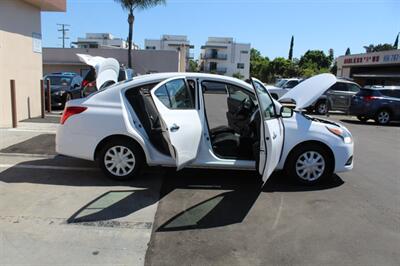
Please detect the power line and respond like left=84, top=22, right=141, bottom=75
left=57, top=23, right=70, bottom=48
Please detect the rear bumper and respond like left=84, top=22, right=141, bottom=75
left=56, top=125, right=97, bottom=161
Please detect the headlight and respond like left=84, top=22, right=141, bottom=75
left=326, top=126, right=352, bottom=144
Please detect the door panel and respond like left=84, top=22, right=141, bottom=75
left=151, top=77, right=202, bottom=170
left=252, top=78, right=284, bottom=183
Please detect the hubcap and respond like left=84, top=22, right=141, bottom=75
left=318, top=103, right=327, bottom=114
left=378, top=111, right=389, bottom=124
left=295, top=151, right=325, bottom=181
left=104, top=146, right=135, bottom=176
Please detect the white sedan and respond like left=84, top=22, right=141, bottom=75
left=56, top=61, right=353, bottom=185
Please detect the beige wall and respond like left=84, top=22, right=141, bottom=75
left=43, top=48, right=181, bottom=76
left=0, top=0, right=43, bottom=127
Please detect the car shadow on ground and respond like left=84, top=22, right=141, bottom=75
left=155, top=169, right=344, bottom=231
left=340, top=119, right=400, bottom=127
left=0, top=159, right=344, bottom=229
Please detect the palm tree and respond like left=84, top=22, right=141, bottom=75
left=114, top=0, right=166, bottom=68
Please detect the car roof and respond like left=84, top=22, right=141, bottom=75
left=363, top=85, right=400, bottom=90
left=336, top=79, right=358, bottom=85
left=45, top=72, right=79, bottom=77
left=117, top=72, right=253, bottom=90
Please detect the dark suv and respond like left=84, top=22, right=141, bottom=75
left=44, top=72, right=83, bottom=108
left=349, top=86, right=400, bottom=125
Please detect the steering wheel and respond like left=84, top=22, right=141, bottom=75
left=234, top=98, right=253, bottom=116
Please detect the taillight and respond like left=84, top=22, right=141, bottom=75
left=60, top=106, right=87, bottom=125
left=363, top=96, right=378, bottom=102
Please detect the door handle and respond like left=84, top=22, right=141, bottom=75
left=272, top=132, right=277, bottom=139
left=170, top=124, right=180, bottom=132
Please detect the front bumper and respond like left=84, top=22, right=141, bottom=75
left=332, top=142, right=354, bottom=173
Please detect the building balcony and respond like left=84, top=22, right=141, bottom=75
left=186, top=53, right=194, bottom=59
left=201, top=53, right=228, bottom=60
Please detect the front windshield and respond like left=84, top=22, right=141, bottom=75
left=253, top=80, right=276, bottom=120
left=46, top=76, right=71, bottom=86
left=274, top=79, right=287, bottom=88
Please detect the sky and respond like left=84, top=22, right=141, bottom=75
left=42, top=0, right=400, bottom=60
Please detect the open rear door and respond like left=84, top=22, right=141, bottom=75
left=251, top=78, right=285, bottom=183
left=150, top=77, right=202, bottom=170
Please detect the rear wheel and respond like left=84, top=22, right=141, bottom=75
left=285, top=144, right=334, bottom=185
left=357, top=116, right=368, bottom=122
left=98, top=139, right=144, bottom=181
left=315, top=101, right=328, bottom=115
left=375, top=109, right=391, bottom=125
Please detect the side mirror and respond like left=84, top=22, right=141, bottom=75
left=280, top=106, right=294, bottom=118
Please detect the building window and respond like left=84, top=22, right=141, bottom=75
left=240, top=50, right=249, bottom=54
left=237, top=63, right=245, bottom=69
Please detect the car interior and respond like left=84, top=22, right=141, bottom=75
left=125, top=79, right=261, bottom=161
left=125, top=82, right=172, bottom=156
left=201, top=81, right=260, bottom=160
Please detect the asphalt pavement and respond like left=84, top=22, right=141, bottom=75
left=0, top=114, right=399, bottom=265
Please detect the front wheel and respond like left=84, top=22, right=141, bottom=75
left=98, top=140, right=144, bottom=181
left=285, top=144, right=334, bottom=185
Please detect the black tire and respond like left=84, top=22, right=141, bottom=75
left=97, top=139, right=144, bottom=181
left=375, top=109, right=391, bottom=125
left=357, top=116, right=368, bottom=122
left=285, top=143, right=334, bottom=185
left=315, top=101, right=328, bottom=115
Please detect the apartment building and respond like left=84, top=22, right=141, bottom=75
left=144, top=35, right=194, bottom=71
left=73, top=33, right=139, bottom=49
left=200, top=37, right=251, bottom=79
left=0, top=0, right=66, bottom=127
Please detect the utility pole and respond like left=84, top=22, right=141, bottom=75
left=57, top=23, right=70, bottom=48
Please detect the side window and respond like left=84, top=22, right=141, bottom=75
left=330, top=83, right=348, bottom=92
left=154, top=79, right=195, bottom=109
left=285, top=80, right=298, bottom=88
left=227, top=84, right=256, bottom=103
left=348, top=84, right=360, bottom=93
left=154, top=85, right=171, bottom=107
left=253, top=81, right=276, bottom=119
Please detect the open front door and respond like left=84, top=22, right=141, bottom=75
left=251, top=78, right=285, bottom=183
left=150, top=77, right=202, bottom=170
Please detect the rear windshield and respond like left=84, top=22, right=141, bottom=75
left=380, top=89, right=400, bottom=98
left=46, top=76, right=71, bottom=86
left=357, top=89, right=380, bottom=96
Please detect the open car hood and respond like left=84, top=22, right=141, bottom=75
left=77, top=54, right=120, bottom=89
left=278, top=73, right=336, bottom=110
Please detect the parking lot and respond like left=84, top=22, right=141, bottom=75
left=1, top=114, right=399, bottom=265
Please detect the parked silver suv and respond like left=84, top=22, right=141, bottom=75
left=308, top=79, right=361, bottom=115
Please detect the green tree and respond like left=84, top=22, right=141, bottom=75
left=299, top=50, right=331, bottom=70
left=394, top=33, right=399, bottom=49
left=345, top=48, right=351, bottom=55
left=232, top=72, right=244, bottom=80
left=114, top=0, right=166, bottom=68
left=363, top=43, right=394, bottom=53
left=188, top=59, right=198, bottom=72
left=288, top=35, right=294, bottom=61
left=250, top=48, right=270, bottom=82
left=328, top=48, right=334, bottom=63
